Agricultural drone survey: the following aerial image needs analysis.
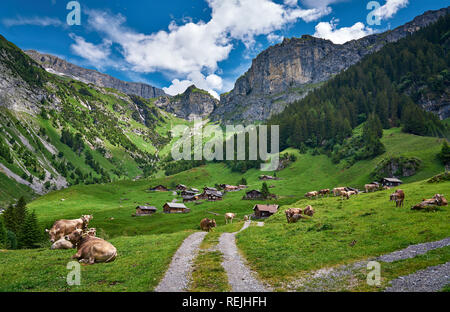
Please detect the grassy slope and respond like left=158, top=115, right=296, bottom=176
left=236, top=179, right=450, bottom=288
left=0, top=129, right=447, bottom=291
left=0, top=231, right=191, bottom=292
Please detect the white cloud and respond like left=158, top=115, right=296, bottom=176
left=373, top=0, right=409, bottom=20
left=2, top=16, right=64, bottom=27
left=301, top=0, right=343, bottom=8
left=313, top=19, right=374, bottom=44
left=164, top=71, right=223, bottom=99
left=69, top=34, right=112, bottom=66
left=70, top=0, right=334, bottom=98
left=267, top=33, right=284, bottom=44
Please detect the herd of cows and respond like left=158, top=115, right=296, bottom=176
left=44, top=181, right=447, bottom=265
left=45, top=215, right=117, bottom=265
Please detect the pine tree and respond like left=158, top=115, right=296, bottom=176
left=2, top=203, right=16, bottom=233
left=19, top=211, right=41, bottom=249
left=261, top=182, right=270, bottom=200
left=13, top=197, right=28, bottom=234
left=0, top=216, right=7, bottom=249
left=6, top=230, right=17, bottom=250
left=439, top=140, right=450, bottom=166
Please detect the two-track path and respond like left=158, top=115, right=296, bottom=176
left=155, top=231, right=207, bottom=292
left=217, top=221, right=270, bottom=292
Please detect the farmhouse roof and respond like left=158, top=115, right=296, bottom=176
left=164, top=203, right=188, bottom=209
left=383, top=178, right=403, bottom=183
left=136, top=206, right=157, bottom=211
left=253, top=204, right=279, bottom=213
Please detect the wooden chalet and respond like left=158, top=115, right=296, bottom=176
left=259, top=175, right=277, bottom=181
left=182, top=195, right=199, bottom=203
left=150, top=185, right=169, bottom=192
left=135, top=206, right=157, bottom=216
left=163, top=203, right=191, bottom=214
left=382, top=178, right=403, bottom=187
left=176, top=184, right=188, bottom=191
left=181, top=190, right=197, bottom=196
left=243, top=189, right=263, bottom=200
left=253, top=204, right=279, bottom=219
left=199, top=189, right=223, bottom=201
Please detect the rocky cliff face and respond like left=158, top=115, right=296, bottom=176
left=154, top=86, right=218, bottom=121
left=212, top=7, right=450, bottom=123
left=25, top=50, right=167, bottom=99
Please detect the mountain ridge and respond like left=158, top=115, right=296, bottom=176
left=25, top=50, right=167, bottom=100
left=211, top=6, right=450, bottom=123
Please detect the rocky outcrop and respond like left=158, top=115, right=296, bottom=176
left=212, top=7, right=450, bottom=123
left=25, top=50, right=167, bottom=99
left=154, top=86, right=218, bottom=121
left=372, top=156, right=422, bottom=180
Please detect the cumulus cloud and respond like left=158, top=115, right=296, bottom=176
left=69, top=34, right=112, bottom=66
left=267, top=33, right=284, bottom=44
left=373, top=0, right=409, bottom=20
left=313, top=19, right=374, bottom=44
left=2, top=16, right=64, bottom=27
left=164, top=72, right=223, bottom=99
left=68, top=0, right=332, bottom=97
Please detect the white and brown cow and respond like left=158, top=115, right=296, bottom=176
left=225, top=213, right=236, bottom=224
left=65, top=229, right=117, bottom=265
left=365, top=184, right=379, bottom=193
left=333, top=187, right=346, bottom=196
left=46, top=215, right=93, bottom=243
left=305, top=191, right=319, bottom=199
left=303, top=205, right=315, bottom=217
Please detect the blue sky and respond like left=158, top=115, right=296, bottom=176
left=0, top=0, right=447, bottom=98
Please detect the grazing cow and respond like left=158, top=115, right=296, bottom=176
left=390, top=190, right=405, bottom=207
left=333, top=187, right=346, bottom=196
left=46, top=215, right=93, bottom=243
left=285, top=208, right=303, bottom=223
left=51, top=238, right=74, bottom=250
left=365, top=184, right=379, bottom=193
left=225, top=213, right=236, bottom=224
left=319, top=189, right=330, bottom=197
left=288, top=214, right=304, bottom=223
left=303, top=205, right=315, bottom=217
left=341, top=191, right=350, bottom=200
left=65, top=229, right=117, bottom=265
left=347, top=191, right=357, bottom=196
left=305, top=191, right=319, bottom=199
left=200, top=218, right=216, bottom=232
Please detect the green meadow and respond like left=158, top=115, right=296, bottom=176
left=0, top=129, right=448, bottom=291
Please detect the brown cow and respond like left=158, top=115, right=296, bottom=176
left=303, top=205, right=315, bottom=217
left=65, top=229, right=117, bottom=265
left=46, top=215, right=93, bottom=243
left=285, top=208, right=303, bottom=223
left=225, top=213, right=236, bottom=224
left=305, top=191, right=318, bottom=199
left=365, top=184, right=378, bottom=193
left=51, top=238, right=74, bottom=250
left=200, top=218, right=216, bottom=232
left=390, top=190, right=405, bottom=207
left=412, top=194, right=448, bottom=210
left=319, top=189, right=330, bottom=197
left=333, top=187, right=346, bottom=196
left=288, top=214, right=305, bottom=223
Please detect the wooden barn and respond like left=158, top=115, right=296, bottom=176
left=135, top=206, right=157, bottom=216
left=253, top=204, right=279, bottom=219
left=150, top=185, right=169, bottom=192
left=163, top=202, right=191, bottom=214
left=199, top=189, right=223, bottom=201
left=259, top=175, right=277, bottom=181
left=182, top=195, right=198, bottom=203
left=181, top=190, right=197, bottom=196
left=382, top=178, right=403, bottom=187
left=243, top=190, right=263, bottom=200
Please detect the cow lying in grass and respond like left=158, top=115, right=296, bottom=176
left=65, top=229, right=117, bottom=265
left=51, top=228, right=97, bottom=250
left=412, top=194, right=448, bottom=210
left=46, top=215, right=93, bottom=243
left=200, top=218, right=216, bottom=232
left=390, top=190, right=405, bottom=207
